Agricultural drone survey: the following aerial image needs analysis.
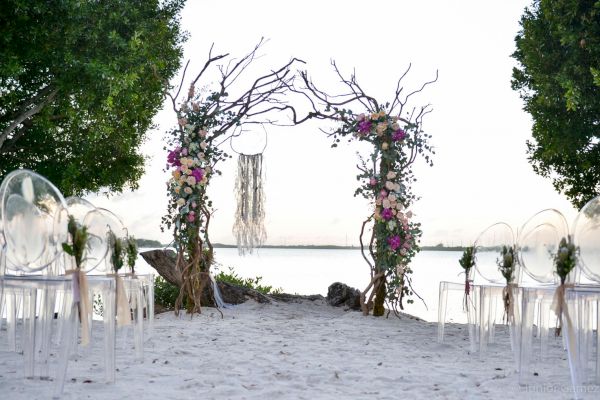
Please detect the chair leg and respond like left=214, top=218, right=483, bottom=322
left=53, top=297, right=77, bottom=398
left=23, top=288, right=37, bottom=378
left=437, top=282, right=448, bottom=343
left=103, top=287, right=116, bottom=384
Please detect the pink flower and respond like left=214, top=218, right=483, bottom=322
left=392, top=129, right=406, bottom=141
left=379, top=189, right=388, bottom=198
left=181, top=148, right=188, bottom=156
left=387, top=235, right=402, bottom=251
left=369, top=177, right=377, bottom=186
left=381, top=208, right=394, bottom=221
left=187, top=211, right=196, bottom=223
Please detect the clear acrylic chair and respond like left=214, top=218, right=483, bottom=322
left=437, top=222, right=517, bottom=355
left=517, top=208, right=569, bottom=384
left=84, top=207, right=145, bottom=362
left=0, top=169, right=71, bottom=381
left=61, top=201, right=150, bottom=359
left=471, top=222, right=519, bottom=355
left=565, top=195, right=600, bottom=394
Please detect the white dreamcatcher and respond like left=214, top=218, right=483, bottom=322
left=230, top=126, right=268, bottom=255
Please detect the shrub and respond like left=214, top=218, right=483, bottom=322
left=154, top=267, right=283, bottom=308
left=154, top=276, right=180, bottom=309
left=214, top=266, right=282, bottom=295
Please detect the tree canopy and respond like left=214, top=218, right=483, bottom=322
left=512, top=0, right=600, bottom=209
left=0, top=0, right=186, bottom=195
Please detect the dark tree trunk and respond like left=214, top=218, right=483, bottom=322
left=373, top=278, right=386, bottom=317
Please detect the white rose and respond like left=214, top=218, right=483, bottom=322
left=382, top=199, right=391, bottom=209
left=385, top=181, right=395, bottom=190
left=388, top=194, right=397, bottom=202
left=396, top=264, right=405, bottom=275
left=386, top=171, right=397, bottom=180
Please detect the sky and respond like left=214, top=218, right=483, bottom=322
left=88, top=0, right=579, bottom=247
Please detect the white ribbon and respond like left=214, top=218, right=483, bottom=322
left=107, top=273, right=132, bottom=327
left=551, top=284, right=577, bottom=359
left=65, top=268, right=92, bottom=346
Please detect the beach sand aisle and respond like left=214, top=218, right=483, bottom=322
left=1, top=299, right=574, bottom=399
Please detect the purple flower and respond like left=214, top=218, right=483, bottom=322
left=357, top=120, right=372, bottom=134
left=381, top=208, right=394, bottom=221
left=167, top=147, right=181, bottom=167
left=387, top=235, right=402, bottom=251
left=191, top=168, right=204, bottom=182
left=392, top=129, right=406, bottom=141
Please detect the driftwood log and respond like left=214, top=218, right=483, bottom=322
left=141, top=249, right=280, bottom=306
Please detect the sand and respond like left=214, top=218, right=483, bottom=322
left=0, top=299, right=585, bottom=399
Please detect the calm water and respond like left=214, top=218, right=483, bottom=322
left=136, top=248, right=469, bottom=323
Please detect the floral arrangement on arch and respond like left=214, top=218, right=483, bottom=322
left=162, top=85, right=241, bottom=313
left=164, top=107, right=216, bottom=257
left=161, top=40, right=304, bottom=314
left=343, top=110, right=432, bottom=315
left=297, top=63, right=436, bottom=316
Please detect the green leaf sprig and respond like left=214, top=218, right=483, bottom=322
left=458, top=246, right=476, bottom=276
left=108, top=231, right=124, bottom=273
left=497, top=245, right=517, bottom=284
left=126, top=236, right=138, bottom=274
left=62, top=215, right=89, bottom=269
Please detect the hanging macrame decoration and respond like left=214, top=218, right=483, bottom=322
left=233, top=153, right=266, bottom=255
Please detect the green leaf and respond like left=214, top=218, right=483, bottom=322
left=62, top=243, right=74, bottom=256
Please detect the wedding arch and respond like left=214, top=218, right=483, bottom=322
left=160, top=41, right=436, bottom=317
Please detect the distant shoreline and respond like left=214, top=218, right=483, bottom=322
left=213, top=243, right=466, bottom=251
left=140, top=241, right=465, bottom=252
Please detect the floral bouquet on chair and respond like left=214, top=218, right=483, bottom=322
left=552, top=236, right=578, bottom=336
left=497, top=245, right=517, bottom=323
left=458, top=246, right=476, bottom=310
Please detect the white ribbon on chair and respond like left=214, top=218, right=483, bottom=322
left=551, top=284, right=577, bottom=358
left=108, top=273, right=131, bottom=327
left=65, top=267, right=92, bottom=346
